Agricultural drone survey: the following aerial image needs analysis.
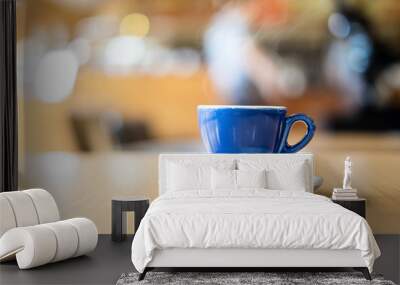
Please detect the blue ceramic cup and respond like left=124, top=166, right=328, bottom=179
left=198, top=105, right=315, bottom=153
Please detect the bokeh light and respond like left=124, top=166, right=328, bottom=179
left=103, top=36, right=146, bottom=72
left=68, top=38, right=91, bottom=66
left=328, top=13, right=351, bottom=39
left=347, top=33, right=372, bottom=73
left=34, top=50, right=79, bottom=103
left=119, top=13, right=150, bottom=38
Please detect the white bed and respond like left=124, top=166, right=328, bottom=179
left=131, top=154, right=380, bottom=280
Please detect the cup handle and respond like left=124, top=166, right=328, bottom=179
left=278, top=113, right=316, bottom=153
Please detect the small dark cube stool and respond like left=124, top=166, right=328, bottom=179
left=112, top=197, right=149, bottom=242
left=332, top=198, right=366, bottom=218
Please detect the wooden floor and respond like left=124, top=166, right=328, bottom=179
left=0, top=235, right=398, bottom=285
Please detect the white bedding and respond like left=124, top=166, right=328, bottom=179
left=131, top=190, right=380, bottom=273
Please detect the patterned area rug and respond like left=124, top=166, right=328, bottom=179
left=116, top=272, right=396, bottom=285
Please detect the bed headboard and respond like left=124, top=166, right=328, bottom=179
left=159, top=153, right=314, bottom=195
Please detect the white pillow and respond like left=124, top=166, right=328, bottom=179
left=266, top=161, right=308, bottom=191
left=238, top=159, right=310, bottom=192
left=211, top=168, right=236, bottom=190
left=167, top=163, right=210, bottom=191
left=166, top=160, right=236, bottom=191
left=237, top=169, right=267, bottom=189
left=211, top=169, right=267, bottom=190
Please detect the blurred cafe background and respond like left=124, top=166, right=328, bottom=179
left=17, top=0, right=400, bottom=234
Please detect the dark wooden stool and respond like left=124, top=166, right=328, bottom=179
left=112, top=197, right=149, bottom=242
left=332, top=198, right=366, bottom=218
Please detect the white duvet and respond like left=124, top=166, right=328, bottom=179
left=131, top=190, right=380, bottom=273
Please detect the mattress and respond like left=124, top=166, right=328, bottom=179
left=131, top=190, right=380, bottom=273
